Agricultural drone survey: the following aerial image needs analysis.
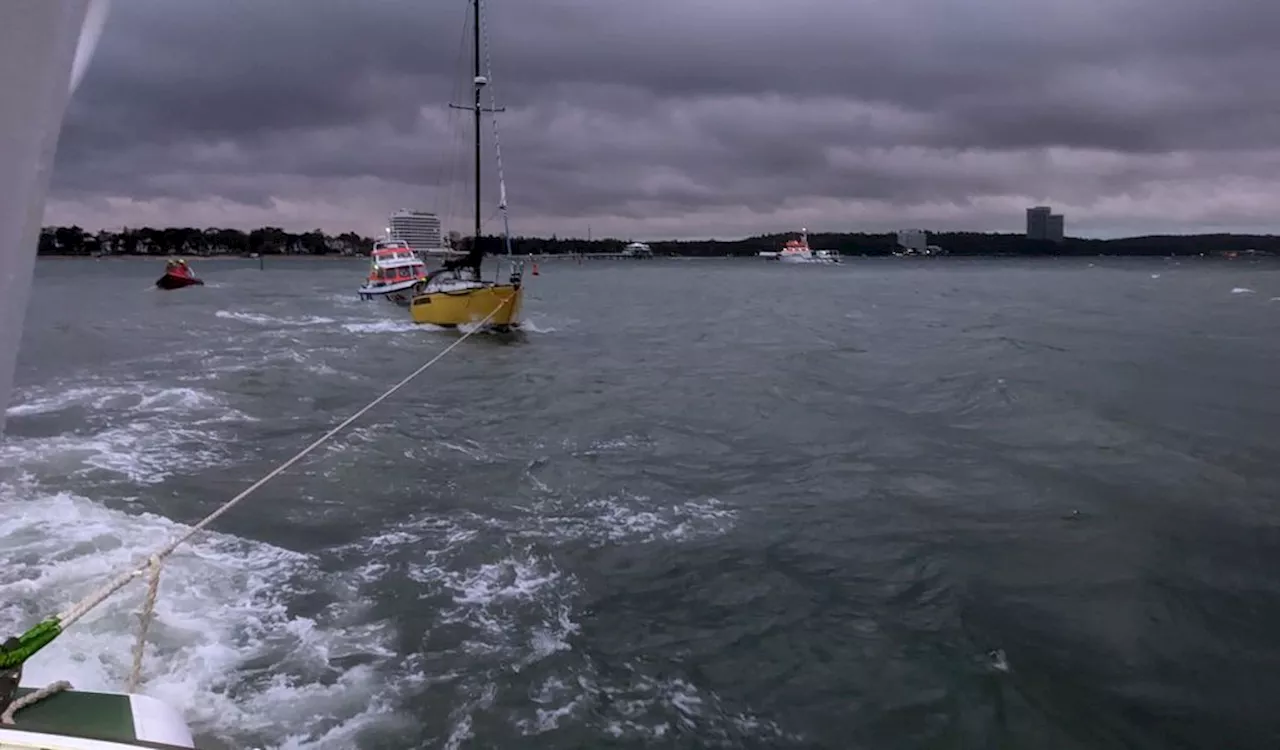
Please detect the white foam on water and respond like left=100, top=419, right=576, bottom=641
left=0, top=483, right=416, bottom=750
left=536, top=668, right=797, bottom=744
left=3, top=382, right=254, bottom=484
left=0, top=422, right=227, bottom=485
left=512, top=662, right=800, bottom=744
left=6, top=384, right=222, bottom=418
left=327, top=293, right=368, bottom=308
left=215, top=310, right=336, bottom=327
left=341, top=311, right=561, bottom=337
left=367, top=484, right=756, bottom=744
left=268, top=348, right=340, bottom=377
left=390, top=537, right=785, bottom=744
left=516, top=318, right=558, bottom=334
left=0, top=375, right=418, bottom=748
left=341, top=320, right=423, bottom=334
left=398, top=540, right=576, bottom=747
left=410, top=547, right=578, bottom=663
left=315, top=424, right=396, bottom=471
left=178, top=347, right=349, bottom=381
left=5, top=315, right=762, bottom=746
left=501, top=493, right=737, bottom=547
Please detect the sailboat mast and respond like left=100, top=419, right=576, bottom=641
left=472, top=0, right=481, bottom=246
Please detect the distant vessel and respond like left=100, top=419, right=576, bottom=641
left=155, top=258, right=204, bottom=289
left=760, top=229, right=840, bottom=264
left=621, top=241, right=653, bottom=258
left=358, top=238, right=428, bottom=305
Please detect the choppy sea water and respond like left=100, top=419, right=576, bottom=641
left=2, top=255, right=1279, bottom=749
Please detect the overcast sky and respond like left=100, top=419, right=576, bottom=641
left=43, top=0, right=1280, bottom=240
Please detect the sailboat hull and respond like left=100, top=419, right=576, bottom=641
left=409, top=282, right=522, bottom=330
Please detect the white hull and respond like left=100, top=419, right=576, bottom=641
left=765, top=229, right=839, bottom=266
left=357, top=277, right=420, bottom=301
left=777, top=253, right=839, bottom=264
left=361, top=239, right=427, bottom=305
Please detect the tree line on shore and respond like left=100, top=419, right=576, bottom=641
left=37, top=224, right=1280, bottom=258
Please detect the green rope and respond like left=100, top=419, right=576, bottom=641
left=0, top=620, right=61, bottom=670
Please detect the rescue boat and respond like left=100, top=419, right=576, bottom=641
left=357, top=239, right=428, bottom=306
left=154, top=258, right=204, bottom=289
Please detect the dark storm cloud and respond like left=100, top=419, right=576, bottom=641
left=45, top=0, right=1280, bottom=237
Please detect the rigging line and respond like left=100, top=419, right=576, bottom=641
left=52, top=300, right=513, bottom=631
left=438, top=4, right=473, bottom=237
left=478, top=0, right=513, bottom=257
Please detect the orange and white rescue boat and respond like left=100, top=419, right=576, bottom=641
left=357, top=239, right=428, bottom=306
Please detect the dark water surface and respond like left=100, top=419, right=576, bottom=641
left=2, top=256, right=1279, bottom=749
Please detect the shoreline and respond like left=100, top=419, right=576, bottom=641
left=34, top=253, right=1278, bottom=262
left=37, top=254, right=363, bottom=261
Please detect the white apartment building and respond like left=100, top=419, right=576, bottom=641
left=388, top=210, right=443, bottom=251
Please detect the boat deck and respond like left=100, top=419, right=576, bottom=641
left=0, top=688, right=195, bottom=749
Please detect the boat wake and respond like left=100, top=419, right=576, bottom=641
left=0, top=480, right=416, bottom=750
left=340, top=320, right=420, bottom=334
left=0, top=371, right=781, bottom=747
left=0, top=376, right=417, bottom=748
left=0, top=270, right=804, bottom=746
left=2, top=381, right=248, bottom=485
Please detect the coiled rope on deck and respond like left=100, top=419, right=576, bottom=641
left=0, top=297, right=516, bottom=722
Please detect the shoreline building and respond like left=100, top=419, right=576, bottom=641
left=388, top=210, right=443, bottom=252
left=1026, top=206, right=1065, bottom=242
left=896, top=229, right=928, bottom=253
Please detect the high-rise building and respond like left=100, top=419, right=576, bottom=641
left=388, top=210, right=442, bottom=251
left=1026, top=206, right=1051, bottom=240
left=1046, top=213, right=1064, bottom=243
left=896, top=228, right=928, bottom=253
left=1025, top=206, right=1066, bottom=243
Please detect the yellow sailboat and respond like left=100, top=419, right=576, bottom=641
left=409, top=0, right=524, bottom=332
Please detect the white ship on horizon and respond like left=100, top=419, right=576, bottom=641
left=759, top=229, right=840, bottom=264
